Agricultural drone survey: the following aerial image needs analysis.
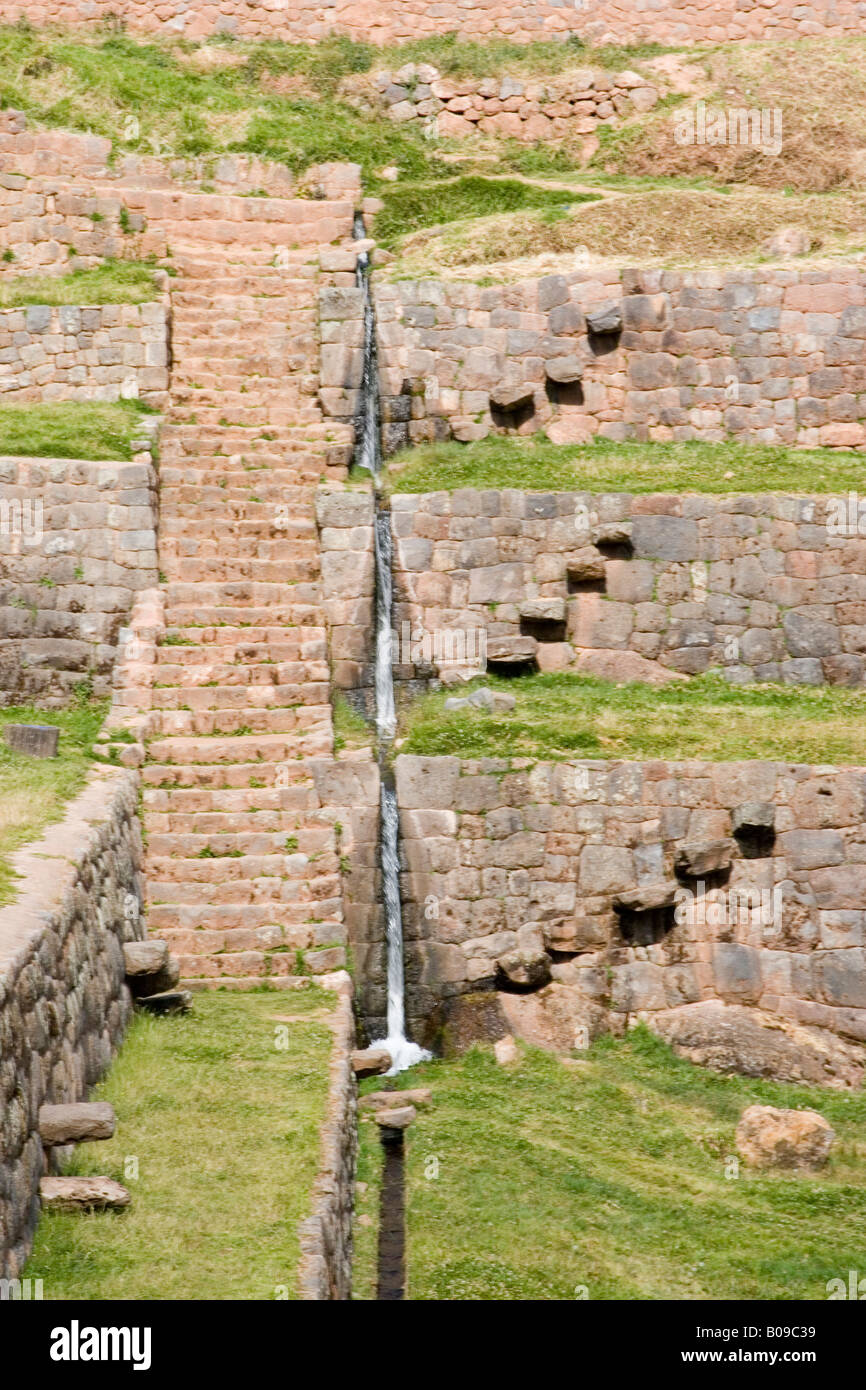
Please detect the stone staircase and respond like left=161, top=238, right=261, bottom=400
left=141, top=231, right=354, bottom=988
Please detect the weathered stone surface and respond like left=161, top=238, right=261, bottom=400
left=499, top=984, right=607, bottom=1054
left=675, top=839, right=734, bottom=877
left=123, top=940, right=169, bottom=976
left=374, top=1105, right=416, bottom=1130
left=545, top=354, right=583, bottom=384
left=3, top=724, right=59, bottom=758
left=486, top=636, right=538, bottom=664
left=586, top=301, right=623, bottom=335
left=735, top=1104, right=835, bottom=1170
left=494, top=1034, right=520, bottom=1065
left=39, top=1177, right=131, bottom=1212
left=732, top=802, right=776, bottom=833
left=614, top=882, right=676, bottom=912
left=351, top=1046, right=392, bottom=1078
left=0, top=768, right=141, bottom=1280
left=497, top=945, right=551, bottom=990
left=38, top=1102, right=116, bottom=1146
left=650, top=1002, right=865, bottom=1089
left=519, top=598, right=566, bottom=623
left=361, top=1089, right=431, bottom=1111
left=490, top=381, right=535, bottom=411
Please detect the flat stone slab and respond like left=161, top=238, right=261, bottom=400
left=4, top=723, right=59, bottom=758
left=38, top=1102, right=116, bottom=1146
left=374, top=1105, right=417, bottom=1130
left=675, top=838, right=735, bottom=877
left=614, top=882, right=676, bottom=912
left=40, top=1177, right=130, bottom=1212
left=361, top=1089, right=432, bottom=1111
left=351, top=1046, right=392, bottom=1078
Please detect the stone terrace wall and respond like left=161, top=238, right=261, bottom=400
left=0, top=172, right=161, bottom=274
left=0, top=454, right=159, bottom=706
left=0, top=0, right=863, bottom=45
left=395, top=753, right=866, bottom=1069
left=350, top=61, right=658, bottom=143
left=372, top=266, right=866, bottom=452
left=391, top=490, right=866, bottom=688
left=0, top=767, right=144, bottom=1279
left=0, top=303, right=169, bottom=403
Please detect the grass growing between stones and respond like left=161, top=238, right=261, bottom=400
left=0, top=699, right=105, bottom=905
left=0, top=399, right=156, bottom=460
left=26, top=989, right=336, bottom=1300
left=396, top=1028, right=866, bottom=1300
left=387, top=435, right=866, bottom=496
left=400, top=673, right=866, bottom=764
left=0, top=260, right=160, bottom=306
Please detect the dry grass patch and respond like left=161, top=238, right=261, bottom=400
left=394, top=187, right=866, bottom=275
left=599, top=38, right=866, bottom=193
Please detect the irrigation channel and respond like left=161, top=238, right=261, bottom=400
left=353, top=212, right=430, bottom=1299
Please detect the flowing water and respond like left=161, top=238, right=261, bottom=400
left=353, top=214, right=429, bottom=1075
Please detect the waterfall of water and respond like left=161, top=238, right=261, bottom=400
left=353, top=214, right=429, bottom=1075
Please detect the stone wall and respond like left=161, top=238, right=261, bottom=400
left=390, top=489, right=866, bottom=688
left=0, top=172, right=162, bottom=275
left=372, top=266, right=866, bottom=451
left=348, top=60, right=658, bottom=143
left=0, top=766, right=144, bottom=1279
left=395, top=752, right=866, bottom=1084
left=298, top=975, right=357, bottom=1300
left=0, top=0, right=862, bottom=45
left=0, top=303, right=169, bottom=403
left=0, top=453, right=159, bottom=706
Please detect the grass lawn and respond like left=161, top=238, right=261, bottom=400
left=26, top=989, right=336, bottom=1300
left=0, top=399, right=156, bottom=460
left=372, top=176, right=596, bottom=249
left=0, top=260, right=159, bottom=306
left=388, top=1028, right=866, bottom=1300
left=400, top=672, right=866, bottom=763
left=386, top=435, right=866, bottom=496
left=0, top=700, right=105, bottom=905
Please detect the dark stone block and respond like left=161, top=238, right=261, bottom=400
left=4, top=724, right=59, bottom=758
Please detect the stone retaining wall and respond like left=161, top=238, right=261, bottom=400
left=371, top=266, right=866, bottom=451
left=0, top=303, right=169, bottom=403
left=390, top=489, right=866, bottom=688
left=0, top=454, right=159, bottom=706
left=298, top=974, right=357, bottom=1300
left=349, top=60, right=658, bottom=143
left=0, top=767, right=144, bottom=1279
left=0, top=174, right=161, bottom=275
left=395, top=753, right=866, bottom=1080
left=0, top=0, right=862, bottom=45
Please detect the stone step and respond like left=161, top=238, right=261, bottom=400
left=40, top=1177, right=131, bottom=1212
left=151, top=706, right=330, bottom=737
left=153, top=925, right=340, bottom=957
left=163, top=559, right=320, bottom=585
left=144, top=849, right=319, bottom=880
left=142, top=782, right=315, bottom=812
left=144, top=824, right=332, bottom=856
left=164, top=579, right=320, bottom=604
left=161, top=604, right=326, bottom=627
left=144, top=801, right=323, bottom=831
left=145, top=730, right=331, bottom=764
left=153, top=660, right=321, bottom=685
left=38, top=1103, right=116, bottom=1146
left=146, top=902, right=342, bottom=933
left=151, top=683, right=328, bottom=712
left=142, top=761, right=323, bottom=790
